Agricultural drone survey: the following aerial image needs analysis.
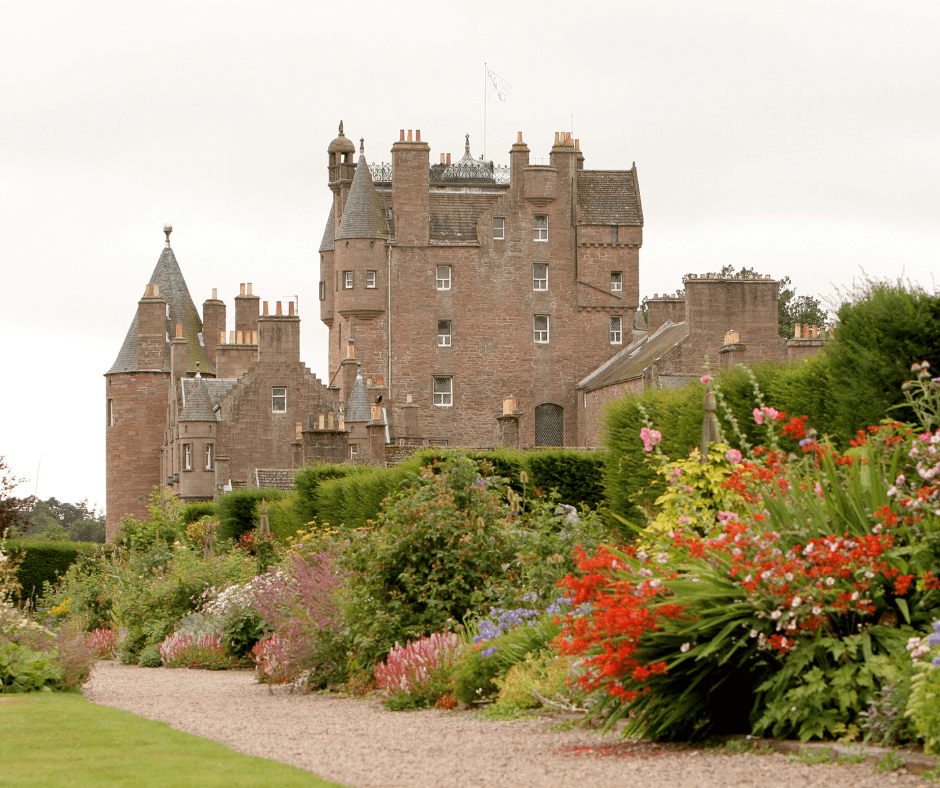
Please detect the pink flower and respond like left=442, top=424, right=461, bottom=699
left=753, top=408, right=764, bottom=425
left=700, top=374, right=712, bottom=384
left=725, top=449, right=742, bottom=465
left=684, top=486, right=693, bottom=494
left=764, top=407, right=779, bottom=421
left=640, top=427, right=662, bottom=452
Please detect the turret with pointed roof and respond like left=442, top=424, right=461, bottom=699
left=108, top=226, right=215, bottom=376
left=337, top=149, right=388, bottom=241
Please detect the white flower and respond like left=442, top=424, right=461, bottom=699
left=812, top=606, right=822, bottom=615
left=791, top=597, right=802, bottom=608
left=825, top=577, right=835, bottom=586
left=771, top=610, right=782, bottom=620
left=749, top=629, right=759, bottom=638
left=680, top=642, right=690, bottom=653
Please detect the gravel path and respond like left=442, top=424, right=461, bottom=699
left=84, top=661, right=927, bottom=788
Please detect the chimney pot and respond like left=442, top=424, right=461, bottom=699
left=212, top=287, right=218, bottom=300
left=440, top=153, right=445, bottom=164
left=446, top=153, right=451, bottom=164
left=400, top=129, right=405, bottom=141
left=153, top=284, right=160, bottom=297
left=247, top=283, right=253, bottom=295
left=175, top=324, right=183, bottom=339
left=220, top=330, right=225, bottom=344
left=229, top=330, right=235, bottom=344
left=240, top=283, right=246, bottom=296
left=415, top=130, right=421, bottom=141
left=276, top=301, right=282, bottom=315
left=407, top=129, right=412, bottom=141
left=263, top=301, right=269, bottom=315
left=517, top=131, right=523, bottom=143
left=289, top=301, right=295, bottom=315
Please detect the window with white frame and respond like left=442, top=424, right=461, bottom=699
left=433, top=376, right=453, bottom=406
left=533, top=263, right=548, bottom=291
left=437, top=319, right=452, bottom=347
left=204, top=443, right=214, bottom=470
left=610, top=271, right=623, bottom=292
left=319, top=281, right=326, bottom=300
left=343, top=271, right=353, bottom=289
left=533, top=214, right=548, bottom=242
left=183, top=443, right=192, bottom=471
left=107, top=399, right=114, bottom=427
left=493, top=217, right=505, bottom=240
left=610, top=315, right=623, bottom=345
left=272, top=386, right=287, bottom=413
left=436, top=265, right=451, bottom=290
left=534, top=314, right=550, bottom=343
left=366, top=270, right=376, bottom=289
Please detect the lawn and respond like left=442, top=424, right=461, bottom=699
left=0, top=693, right=350, bottom=788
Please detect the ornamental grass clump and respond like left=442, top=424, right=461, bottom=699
left=374, top=632, right=463, bottom=710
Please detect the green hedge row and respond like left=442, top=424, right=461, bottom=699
left=295, top=448, right=607, bottom=531
left=5, top=540, right=85, bottom=606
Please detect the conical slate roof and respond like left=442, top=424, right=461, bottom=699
left=345, top=371, right=371, bottom=422
left=107, top=241, right=215, bottom=375
left=336, top=154, right=388, bottom=240
left=319, top=202, right=335, bottom=253
left=179, top=374, right=216, bottom=421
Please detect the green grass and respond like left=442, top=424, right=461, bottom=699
left=0, top=693, right=351, bottom=788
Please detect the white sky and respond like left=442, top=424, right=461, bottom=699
left=2, top=1, right=938, bottom=512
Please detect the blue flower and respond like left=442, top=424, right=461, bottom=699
left=481, top=646, right=498, bottom=658
left=929, top=621, right=940, bottom=648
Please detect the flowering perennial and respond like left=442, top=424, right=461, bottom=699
left=374, top=632, right=463, bottom=697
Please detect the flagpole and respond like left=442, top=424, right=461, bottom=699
left=483, top=62, right=487, bottom=159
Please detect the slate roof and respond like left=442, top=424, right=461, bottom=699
left=577, top=168, right=643, bottom=226
left=319, top=203, right=335, bottom=252
left=337, top=155, right=388, bottom=240
left=577, top=321, right=688, bottom=392
left=180, top=377, right=238, bottom=421
left=429, top=192, right=503, bottom=242
left=345, top=372, right=371, bottom=422
left=107, top=244, right=215, bottom=375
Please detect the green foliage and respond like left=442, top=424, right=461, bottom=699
left=494, top=653, right=572, bottom=711
left=216, top=487, right=289, bottom=544
left=118, top=488, right=184, bottom=550
left=293, top=463, right=367, bottom=524
left=136, top=644, right=162, bottom=668
left=873, top=751, right=907, bottom=773
left=38, top=544, right=119, bottom=632
left=906, top=660, right=940, bottom=754
left=4, top=540, right=83, bottom=608
left=450, top=645, right=502, bottom=704
left=14, top=497, right=105, bottom=543
left=826, top=279, right=940, bottom=437
left=753, top=629, right=908, bottom=742
left=180, top=502, right=218, bottom=525
left=263, top=495, right=305, bottom=541
left=342, top=455, right=513, bottom=668
left=523, top=449, right=606, bottom=509
left=0, top=456, right=34, bottom=540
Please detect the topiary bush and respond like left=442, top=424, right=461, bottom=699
left=181, top=502, right=218, bottom=525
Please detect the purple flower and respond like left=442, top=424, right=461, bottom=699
left=481, top=646, right=498, bottom=658
left=929, top=621, right=940, bottom=648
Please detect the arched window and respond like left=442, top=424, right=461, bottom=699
left=534, top=403, right=564, bottom=446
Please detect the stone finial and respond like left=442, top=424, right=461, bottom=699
left=164, top=224, right=172, bottom=246
left=339, top=120, right=344, bottom=135
left=360, top=138, right=364, bottom=154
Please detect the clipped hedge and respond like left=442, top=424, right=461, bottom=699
left=216, top=488, right=289, bottom=544
left=180, top=501, right=218, bottom=525
left=297, top=448, right=607, bottom=531
left=5, top=540, right=85, bottom=606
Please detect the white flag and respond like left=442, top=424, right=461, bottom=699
left=487, top=68, right=512, bottom=102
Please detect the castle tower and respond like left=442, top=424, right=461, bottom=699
left=330, top=140, right=389, bottom=404
left=104, top=226, right=213, bottom=540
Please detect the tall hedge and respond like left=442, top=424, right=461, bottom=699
left=216, top=487, right=289, bottom=543
left=5, top=540, right=84, bottom=606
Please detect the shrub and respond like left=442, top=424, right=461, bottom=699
left=216, top=488, right=289, bottom=544
left=293, top=464, right=364, bottom=524
left=181, top=502, right=218, bottom=525
left=159, top=631, right=235, bottom=669
left=374, top=632, right=463, bottom=710
left=523, top=449, right=606, bottom=509
left=5, top=540, right=83, bottom=608
left=342, top=455, right=514, bottom=669
left=85, top=627, right=119, bottom=659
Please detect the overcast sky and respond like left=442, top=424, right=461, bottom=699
left=2, top=1, right=937, bottom=512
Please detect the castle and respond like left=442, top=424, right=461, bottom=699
left=104, top=123, right=823, bottom=540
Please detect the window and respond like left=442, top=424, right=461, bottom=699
left=610, top=315, right=623, bottom=345
left=204, top=443, right=214, bottom=470
left=533, top=264, right=548, bottom=291
left=611, top=227, right=619, bottom=244
left=272, top=386, right=287, bottom=413
left=535, top=403, right=564, bottom=446
left=437, top=319, right=452, bottom=347
left=493, top=217, right=505, bottom=240
left=533, top=214, right=548, bottom=242
left=319, top=281, right=326, bottom=301
left=366, top=270, right=377, bottom=289
left=107, top=399, right=114, bottom=427
left=534, top=314, right=550, bottom=343
left=350, top=443, right=359, bottom=459
left=436, top=265, right=451, bottom=291
left=183, top=443, right=193, bottom=471
left=610, top=271, right=623, bottom=292
left=433, top=376, right=453, bottom=406
left=343, top=271, right=353, bottom=289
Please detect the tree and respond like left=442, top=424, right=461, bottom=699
left=14, top=497, right=106, bottom=543
left=0, top=457, right=34, bottom=538
left=719, top=265, right=826, bottom=338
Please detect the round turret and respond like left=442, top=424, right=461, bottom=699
left=328, top=121, right=356, bottom=155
